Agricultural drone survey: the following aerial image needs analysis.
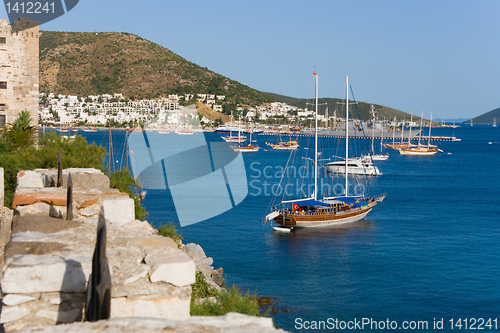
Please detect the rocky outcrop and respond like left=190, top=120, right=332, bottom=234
left=182, top=243, right=225, bottom=290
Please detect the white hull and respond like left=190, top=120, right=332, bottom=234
left=223, top=136, right=246, bottom=142
left=271, top=146, right=298, bottom=150
left=364, top=153, right=389, bottom=161
left=231, top=145, right=259, bottom=152
left=398, top=148, right=438, bottom=155
left=322, top=159, right=381, bottom=176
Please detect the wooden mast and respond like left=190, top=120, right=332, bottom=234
left=345, top=75, right=349, bottom=197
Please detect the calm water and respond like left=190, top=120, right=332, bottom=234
left=75, top=125, right=500, bottom=332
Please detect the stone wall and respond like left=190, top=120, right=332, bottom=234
left=0, top=18, right=39, bottom=128
left=1, top=169, right=195, bottom=331
left=0, top=168, right=286, bottom=332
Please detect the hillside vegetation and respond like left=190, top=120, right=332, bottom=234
left=39, top=31, right=275, bottom=106
left=467, top=107, right=500, bottom=125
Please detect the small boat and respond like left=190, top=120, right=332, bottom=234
left=322, top=156, right=382, bottom=176
left=231, top=124, right=259, bottom=152
left=266, top=140, right=299, bottom=150
left=57, top=128, right=69, bottom=133
left=159, top=130, right=171, bottom=134
left=493, top=117, right=497, bottom=127
left=366, top=105, right=389, bottom=160
left=222, top=111, right=246, bottom=142
left=83, top=128, right=99, bottom=132
left=264, top=73, right=383, bottom=229
left=176, top=129, right=194, bottom=135
left=223, top=135, right=246, bottom=143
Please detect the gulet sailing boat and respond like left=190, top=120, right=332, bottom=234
left=265, top=73, right=383, bottom=230
left=398, top=112, right=439, bottom=155
left=231, top=117, right=259, bottom=152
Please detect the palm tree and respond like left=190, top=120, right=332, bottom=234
left=3, top=111, right=38, bottom=150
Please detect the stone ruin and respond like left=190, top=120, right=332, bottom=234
left=0, top=167, right=286, bottom=332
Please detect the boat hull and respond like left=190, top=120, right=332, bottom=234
left=231, top=145, right=259, bottom=152
left=322, top=164, right=381, bottom=176
left=274, top=205, right=374, bottom=228
left=398, top=148, right=438, bottom=155
left=370, top=154, right=389, bottom=161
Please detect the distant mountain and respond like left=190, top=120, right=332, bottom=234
left=39, top=31, right=276, bottom=107
left=435, top=118, right=468, bottom=123
left=266, top=92, right=418, bottom=122
left=464, top=107, right=500, bottom=125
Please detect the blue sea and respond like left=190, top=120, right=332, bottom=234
left=74, top=125, right=500, bottom=332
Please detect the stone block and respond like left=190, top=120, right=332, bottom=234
left=17, top=171, right=44, bottom=189
left=2, top=294, right=37, bottom=306
left=0, top=306, right=30, bottom=323
left=1, top=255, right=92, bottom=293
left=147, top=249, right=196, bottom=287
left=102, top=197, right=135, bottom=224
left=110, top=296, right=191, bottom=320
left=36, top=309, right=80, bottom=323
left=61, top=170, right=110, bottom=193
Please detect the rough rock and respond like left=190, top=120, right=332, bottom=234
left=102, top=197, right=135, bottom=224
left=183, top=243, right=206, bottom=259
left=35, top=309, right=81, bottom=323
left=2, top=255, right=92, bottom=293
left=211, top=267, right=225, bottom=287
left=146, top=248, right=196, bottom=287
left=2, top=295, right=37, bottom=306
left=0, top=306, right=31, bottom=323
left=17, top=171, right=44, bottom=189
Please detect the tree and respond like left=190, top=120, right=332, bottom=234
left=2, top=111, right=37, bottom=150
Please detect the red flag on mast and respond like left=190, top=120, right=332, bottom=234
left=292, top=203, right=300, bottom=211
left=312, top=71, right=316, bottom=75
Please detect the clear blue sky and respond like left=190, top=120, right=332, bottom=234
left=3, top=0, right=499, bottom=119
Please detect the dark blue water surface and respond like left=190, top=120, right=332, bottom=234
left=74, top=125, right=500, bottom=332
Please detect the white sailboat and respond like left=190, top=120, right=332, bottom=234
left=365, top=104, right=388, bottom=161
left=222, top=112, right=246, bottom=142
left=493, top=117, right=497, bottom=127
left=231, top=117, right=259, bottom=152
left=265, top=73, right=383, bottom=229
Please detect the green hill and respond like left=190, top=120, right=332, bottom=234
left=466, top=107, right=500, bottom=125
left=39, top=31, right=276, bottom=107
